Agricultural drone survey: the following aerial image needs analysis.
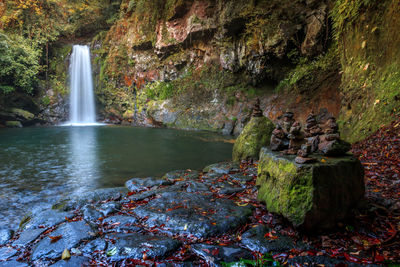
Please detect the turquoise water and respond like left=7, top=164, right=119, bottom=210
left=0, top=126, right=233, bottom=229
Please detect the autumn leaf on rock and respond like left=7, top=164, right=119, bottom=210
left=49, top=235, right=62, bottom=243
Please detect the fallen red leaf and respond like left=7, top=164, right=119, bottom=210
left=49, top=235, right=62, bottom=243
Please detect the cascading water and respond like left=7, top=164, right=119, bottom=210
left=69, top=45, right=96, bottom=125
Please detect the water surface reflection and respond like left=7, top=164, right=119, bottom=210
left=68, top=127, right=100, bottom=196
left=0, top=126, right=233, bottom=229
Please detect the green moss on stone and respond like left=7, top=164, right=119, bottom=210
left=232, top=116, right=274, bottom=162
left=10, top=108, right=34, bottom=120
left=257, top=153, right=314, bottom=226
left=257, top=148, right=365, bottom=229
left=5, top=121, right=23, bottom=128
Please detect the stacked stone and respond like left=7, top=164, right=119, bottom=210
left=270, top=110, right=294, bottom=151
left=304, top=112, right=322, bottom=137
left=282, top=111, right=295, bottom=133
left=270, top=111, right=351, bottom=162
left=252, top=99, right=263, bottom=117
left=286, top=121, right=305, bottom=155
left=303, top=112, right=322, bottom=153
left=270, top=124, right=287, bottom=151
left=318, top=116, right=351, bottom=156
left=324, top=116, right=340, bottom=139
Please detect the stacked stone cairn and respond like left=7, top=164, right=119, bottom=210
left=252, top=98, right=263, bottom=117
left=270, top=111, right=351, bottom=164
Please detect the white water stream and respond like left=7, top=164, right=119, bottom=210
left=68, top=45, right=97, bottom=126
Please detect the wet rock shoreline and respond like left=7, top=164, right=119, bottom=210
left=0, top=162, right=375, bottom=266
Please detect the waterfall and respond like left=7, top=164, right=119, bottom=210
left=69, top=45, right=96, bottom=125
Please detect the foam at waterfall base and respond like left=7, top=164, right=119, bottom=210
left=60, top=122, right=107, bottom=127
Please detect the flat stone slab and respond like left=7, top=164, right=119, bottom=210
left=80, top=238, right=107, bottom=254
left=102, top=215, right=140, bottom=232
left=0, top=247, right=18, bottom=261
left=185, top=180, right=210, bottom=193
left=257, top=148, right=365, bottom=230
left=125, top=177, right=173, bottom=192
left=106, top=233, right=181, bottom=261
left=13, top=228, right=46, bottom=247
left=203, top=162, right=239, bottom=174
left=56, top=188, right=128, bottom=211
left=32, top=221, right=93, bottom=260
left=0, top=229, right=13, bottom=245
left=132, top=192, right=253, bottom=239
left=82, top=202, right=122, bottom=223
left=21, top=209, right=72, bottom=230
left=241, top=225, right=296, bottom=254
left=163, top=170, right=199, bottom=181
left=49, top=256, right=91, bottom=267
left=229, top=173, right=254, bottom=184
left=191, top=244, right=253, bottom=266
left=82, top=205, right=102, bottom=223
left=0, top=260, right=28, bottom=267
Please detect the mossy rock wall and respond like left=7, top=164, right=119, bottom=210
left=232, top=116, right=274, bottom=162
left=334, top=0, right=400, bottom=142
left=257, top=148, right=365, bottom=230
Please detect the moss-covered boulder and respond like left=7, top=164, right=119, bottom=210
left=232, top=117, right=274, bottom=161
left=5, top=121, right=23, bottom=128
left=257, top=147, right=365, bottom=230
left=10, top=108, right=34, bottom=121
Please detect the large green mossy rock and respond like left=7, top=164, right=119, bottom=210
left=233, top=117, right=274, bottom=161
left=10, top=108, right=34, bottom=121
left=5, top=121, right=22, bottom=128
left=257, top=148, right=365, bottom=230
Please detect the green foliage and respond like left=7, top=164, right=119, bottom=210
left=144, top=81, right=175, bottom=100
left=0, top=32, right=40, bottom=94
left=276, top=47, right=339, bottom=92
left=340, top=62, right=400, bottom=142
left=330, top=0, right=376, bottom=41
left=221, top=253, right=282, bottom=267
left=0, top=85, right=15, bottom=94
left=41, top=95, right=51, bottom=106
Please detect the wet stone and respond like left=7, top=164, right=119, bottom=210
left=125, top=177, right=173, bottom=192
left=228, top=173, right=254, bottom=184
left=32, top=221, right=93, bottom=260
left=13, top=228, right=45, bottom=247
left=201, top=172, right=223, bottom=181
left=49, top=256, right=91, bottom=267
left=132, top=192, right=253, bottom=239
left=80, top=238, right=107, bottom=254
left=0, top=260, right=28, bottom=267
left=0, top=229, right=13, bottom=245
left=125, top=189, right=160, bottom=202
left=191, top=244, right=253, bottom=266
left=106, top=233, right=181, bottom=261
left=203, top=162, right=240, bottom=174
left=164, top=170, right=200, bottom=181
left=0, top=247, right=18, bottom=261
left=22, top=209, right=72, bottom=230
left=82, top=205, right=102, bottom=222
left=213, top=183, right=245, bottom=195
left=123, top=183, right=187, bottom=203
left=241, top=225, right=296, bottom=254
left=98, top=202, right=121, bottom=216
left=185, top=181, right=210, bottom=193
left=59, top=188, right=128, bottom=211
left=102, top=215, right=140, bottom=232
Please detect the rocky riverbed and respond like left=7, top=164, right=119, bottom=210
left=0, top=162, right=383, bottom=266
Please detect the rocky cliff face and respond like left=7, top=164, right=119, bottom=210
left=90, top=0, right=340, bottom=135
left=19, top=0, right=399, bottom=143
